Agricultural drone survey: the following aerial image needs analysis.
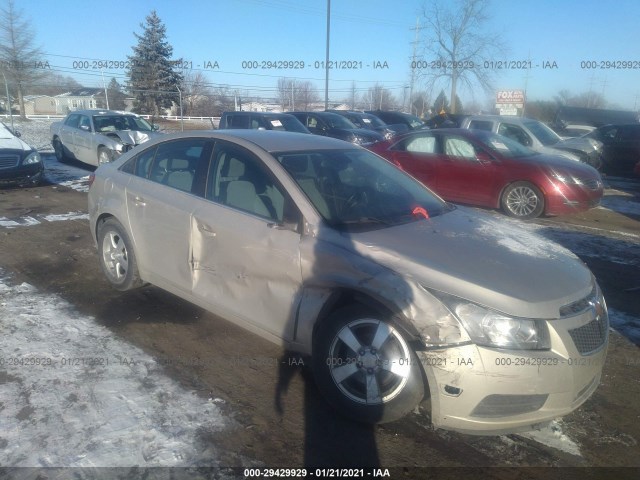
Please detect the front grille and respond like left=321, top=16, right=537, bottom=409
left=0, top=155, right=20, bottom=169
left=569, top=314, right=608, bottom=355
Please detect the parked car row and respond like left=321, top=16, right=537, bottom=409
left=88, top=129, right=609, bottom=433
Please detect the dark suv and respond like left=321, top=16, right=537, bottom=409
left=328, top=110, right=407, bottom=139
left=218, top=111, right=310, bottom=133
left=584, top=124, right=640, bottom=175
left=365, top=110, right=427, bottom=131
left=290, top=111, right=384, bottom=145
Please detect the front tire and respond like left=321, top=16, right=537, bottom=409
left=52, top=137, right=67, bottom=162
left=312, top=305, right=424, bottom=424
left=97, top=218, right=143, bottom=291
left=501, top=181, right=545, bottom=219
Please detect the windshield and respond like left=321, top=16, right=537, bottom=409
left=524, top=120, right=561, bottom=146
left=475, top=131, right=539, bottom=158
left=323, top=113, right=357, bottom=129
left=405, top=114, right=425, bottom=129
left=362, top=114, right=386, bottom=128
left=275, top=148, right=450, bottom=230
left=267, top=116, right=308, bottom=133
left=93, top=115, right=154, bottom=133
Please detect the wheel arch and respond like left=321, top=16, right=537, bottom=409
left=309, top=287, right=424, bottom=354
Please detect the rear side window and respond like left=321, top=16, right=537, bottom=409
left=65, top=114, right=80, bottom=128
left=120, top=139, right=208, bottom=195
left=468, top=120, right=493, bottom=131
left=120, top=146, right=157, bottom=176
left=228, top=115, right=250, bottom=128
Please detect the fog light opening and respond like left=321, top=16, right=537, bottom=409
left=444, top=385, right=462, bottom=396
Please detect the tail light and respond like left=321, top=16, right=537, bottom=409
left=88, top=173, right=95, bottom=188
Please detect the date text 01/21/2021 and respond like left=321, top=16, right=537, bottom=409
left=240, top=60, right=390, bottom=70
left=410, top=60, right=559, bottom=70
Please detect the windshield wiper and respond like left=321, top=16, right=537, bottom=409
left=336, top=216, right=392, bottom=226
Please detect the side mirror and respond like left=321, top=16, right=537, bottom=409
left=12, top=129, right=21, bottom=138
left=152, top=124, right=159, bottom=131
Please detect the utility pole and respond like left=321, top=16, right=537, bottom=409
left=408, top=17, right=420, bottom=115
left=324, top=0, right=331, bottom=110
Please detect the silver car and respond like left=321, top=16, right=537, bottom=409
left=460, top=115, right=603, bottom=169
left=88, top=130, right=608, bottom=434
left=51, top=109, right=162, bottom=166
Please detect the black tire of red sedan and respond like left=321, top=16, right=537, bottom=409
left=501, top=181, right=545, bottom=219
left=97, top=218, right=143, bottom=291
left=312, top=304, right=425, bottom=424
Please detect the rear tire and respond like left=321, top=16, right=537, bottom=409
left=97, top=218, right=143, bottom=291
left=312, top=305, right=424, bottom=424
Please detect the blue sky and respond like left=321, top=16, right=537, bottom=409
left=24, top=0, right=640, bottom=110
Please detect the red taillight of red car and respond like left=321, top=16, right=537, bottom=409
left=88, top=173, right=95, bottom=189
left=634, top=161, right=640, bottom=177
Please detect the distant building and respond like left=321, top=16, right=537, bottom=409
left=23, top=95, right=57, bottom=115
left=54, top=88, right=105, bottom=114
left=240, top=101, right=281, bottom=112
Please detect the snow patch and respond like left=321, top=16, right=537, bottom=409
left=0, top=270, right=230, bottom=467
left=43, top=212, right=90, bottom=222
left=598, top=191, right=640, bottom=217
left=518, top=419, right=582, bottom=457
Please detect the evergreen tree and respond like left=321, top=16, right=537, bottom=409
left=432, top=90, right=449, bottom=114
left=106, top=78, right=127, bottom=111
left=127, top=11, right=182, bottom=116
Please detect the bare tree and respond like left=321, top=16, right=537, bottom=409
left=410, top=90, right=430, bottom=117
left=30, top=73, right=81, bottom=96
left=182, top=70, right=213, bottom=116
left=276, top=78, right=320, bottom=111
left=419, top=0, right=505, bottom=113
left=366, top=84, right=397, bottom=111
left=0, top=0, right=46, bottom=118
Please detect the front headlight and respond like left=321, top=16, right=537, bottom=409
left=431, top=291, right=550, bottom=350
left=550, top=171, right=583, bottom=185
left=23, top=151, right=41, bottom=165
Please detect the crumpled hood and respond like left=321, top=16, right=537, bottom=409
left=341, top=208, right=592, bottom=319
left=556, top=136, right=600, bottom=153
left=107, top=130, right=161, bottom=146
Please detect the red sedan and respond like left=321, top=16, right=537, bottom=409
left=369, top=128, right=604, bottom=219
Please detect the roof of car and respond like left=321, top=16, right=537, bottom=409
left=69, top=109, right=141, bottom=117
left=148, top=129, right=359, bottom=153
left=221, top=111, right=296, bottom=117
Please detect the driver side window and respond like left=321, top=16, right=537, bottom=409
left=444, top=137, right=477, bottom=160
left=498, top=123, right=532, bottom=146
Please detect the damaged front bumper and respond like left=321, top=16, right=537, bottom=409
left=418, top=306, right=608, bottom=435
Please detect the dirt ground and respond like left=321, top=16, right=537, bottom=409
left=0, top=155, right=639, bottom=478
